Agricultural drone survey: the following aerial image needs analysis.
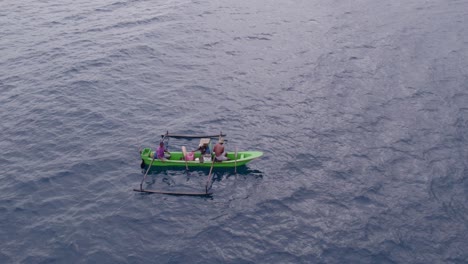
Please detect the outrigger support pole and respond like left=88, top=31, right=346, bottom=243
left=205, top=131, right=222, bottom=193
left=205, top=153, right=216, bottom=194
left=140, top=132, right=168, bottom=191
left=140, top=156, right=155, bottom=191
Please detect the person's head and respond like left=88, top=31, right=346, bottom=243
left=159, top=141, right=164, bottom=147
left=219, top=138, right=224, bottom=145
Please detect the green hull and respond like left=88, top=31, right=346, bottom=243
left=140, top=148, right=263, bottom=168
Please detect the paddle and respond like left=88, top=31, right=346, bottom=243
left=140, top=155, right=155, bottom=191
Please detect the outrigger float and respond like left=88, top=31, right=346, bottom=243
left=134, top=132, right=263, bottom=196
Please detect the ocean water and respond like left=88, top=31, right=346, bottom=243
left=1, top=0, right=468, bottom=263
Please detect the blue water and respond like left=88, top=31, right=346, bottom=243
left=1, top=0, right=468, bottom=263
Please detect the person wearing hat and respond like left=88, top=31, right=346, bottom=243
left=213, top=137, right=229, bottom=161
left=193, top=141, right=210, bottom=163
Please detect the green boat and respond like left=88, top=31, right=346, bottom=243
left=139, top=132, right=263, bottom=168
left=140, top=148, right=263, bottom=168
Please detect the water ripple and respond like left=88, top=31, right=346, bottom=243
left=1, top=0, right=468, bottom=263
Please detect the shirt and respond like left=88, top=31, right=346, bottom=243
left=156, top=146, right=165, bottom=158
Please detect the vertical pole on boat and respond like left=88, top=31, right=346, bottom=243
left=234, top=146, right=238, bottom=174
left=205, top=154, right=216, bottom=194
left=182, top=146, right=189, bottom=171
left=140, top=156, right=155, bottom=191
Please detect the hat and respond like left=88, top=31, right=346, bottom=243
left=219, top=137, right=225, bottom=144
left=199, top=138, right=210, bottom=147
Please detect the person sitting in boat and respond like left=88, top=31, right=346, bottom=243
left=152, top=141, right=170, bottom=161
left=213, top=138, right=229, bottom=161
left=193, top=141, right=210, bottom=163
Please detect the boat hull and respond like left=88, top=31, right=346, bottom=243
left=140, top=148, right=262, bottom=168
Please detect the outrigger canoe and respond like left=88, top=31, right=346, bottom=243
left=140, top=148, right=263, bottom=168
left=139, top=132, right=263, bottom=168
left=135, top=132, right=262, bottom=196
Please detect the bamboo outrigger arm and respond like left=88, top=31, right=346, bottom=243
left=133, top=188, right=213, bottom=196
left=161, top=132, right=227, bottom=139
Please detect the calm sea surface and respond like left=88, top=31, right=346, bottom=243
left=1, top=0, right=468, bottom=263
